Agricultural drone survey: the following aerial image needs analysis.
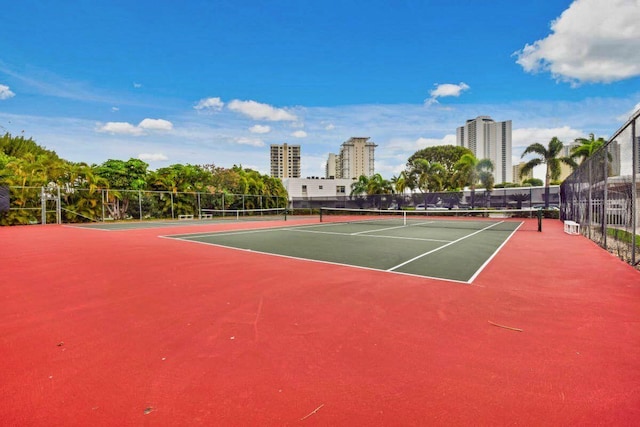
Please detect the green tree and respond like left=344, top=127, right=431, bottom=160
left=520, top=137, right=576, bottom=207
left=453, top=154, right=494, bottom=208
left=390, top=171, right=410, bottom=208
left=522, top=177, right=543, bottom=187
left=570, top=133, right=607, bottom=164
left=413, top=159, right=446, bottom=193
left=95, top=158, right=150, bottom=219
left=407, top=145, right=472, bottom=190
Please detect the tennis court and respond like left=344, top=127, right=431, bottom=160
left=165, top=208, right=541, bottom=283
left=2, top=210, right=640, bottom=426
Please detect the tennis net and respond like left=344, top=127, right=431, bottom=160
left=319, top=207, right=543, bottom=232
left=200, top=207, right=287, bottom=221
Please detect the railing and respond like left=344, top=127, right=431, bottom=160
left=0, top=187, right=286, bottom=225
left=561, top=108, right=639, bottom=267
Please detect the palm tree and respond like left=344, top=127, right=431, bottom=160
left=570, top=133, right=607, bottom=164
left=350, top=175, right=370, bottom=196
left=454, top=154, right=494, bottom=208
left=350, top=174, right=392, bottom=208
left=520, top=137, right=576, bottom=208
left=390, top=171, right=409, bottom=209
left=414, top=159, right=446, bottom=193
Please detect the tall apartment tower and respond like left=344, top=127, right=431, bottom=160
left=337, top=137, right=377, bottom=179
left=270, top=143, right=301, bottom=178
left=456, top=116, right=513, bottom=184
left=325, top=153, right=340, bottom=179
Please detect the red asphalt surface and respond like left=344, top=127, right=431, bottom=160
left=1, top=218, right=639, bottom=426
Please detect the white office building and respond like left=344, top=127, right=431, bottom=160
left=456, top=116, right=512, bottom=184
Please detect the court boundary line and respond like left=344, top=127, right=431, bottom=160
left=467, top=221, right=523, bottom=283
left=159, top=234, right=472, bottom=285
left=283, top=227, right=453, bottom=243
left=160, top=219, right=521, bottom=283
left=387, top=221, right=506, bottom=273
left=62, top=216, right=296, bottom=232
left=165, top=223, right=456, bottom=244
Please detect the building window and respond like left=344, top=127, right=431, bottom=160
left=302, top=185, right=307, bottom=193
left=336, top=185, right=345, bottom=194
left=319, top=185, right=323, bottom=190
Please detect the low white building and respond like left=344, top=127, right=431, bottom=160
left=282, top=177, right=356, bottom=209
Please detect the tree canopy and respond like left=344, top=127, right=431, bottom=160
left=406, top=145, right=473, bottom=191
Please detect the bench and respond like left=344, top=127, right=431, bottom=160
left=199, top=214, right=213, bottom=220
left=564, top=220, right=580, bottom=235
left=178, top=214, right=194, bottom=220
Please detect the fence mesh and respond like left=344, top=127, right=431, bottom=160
left=0, top=188, right=286, bottom=225
left=561, top=110, right=639, bottom=267
left=290, top=186, right=559, bottom=212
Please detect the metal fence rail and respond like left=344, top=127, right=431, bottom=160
left=0, top=187, right=286, bottom=225
left=290, top=186, right=560, bottom=211
left=560, top=108, right=639, bottom=267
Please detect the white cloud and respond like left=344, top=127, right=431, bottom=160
left=138, top=118, right=173, bottom=131
left=111, top=107, right=119, bottom=112
left=291, top=130, right=307, bottom=138
left=426, top=83, right=470, bottom=104
left=616, top=102, right=640, bottom=121
left=138, top=153, right=169, bottom=161
left=194, top=97, right=224, bottom=112
left=415, top=134, right=457, bottom=149
left=514, top=0, right=640, bottom=84
left=133, top=82, right=142, bottom=88
left=97, top=121, right=144, bottom=135
left=97, top=118, right=173, bottom=135
left=228, top=99, right=298, bottom=121
left=249, top=124, right=271, bottom=134
left=235, top=137, right=265, bottom=147
left=325, top=123, right=335, bottom=131
left=0, top=84, right=15, bottom=100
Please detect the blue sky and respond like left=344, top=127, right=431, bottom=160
left=1, top=0, right=639, bottom=180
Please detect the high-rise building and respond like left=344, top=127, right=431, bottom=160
left=325, top=153, right=340, bottom=179
left=512, top=162, right=533, bottom=184
left=336, top=137, right=377, bottom=179
left=270, top=143, right=301, bottom=178
left=558, top=143, right=579, bottom=182
left=456, top=116, right=512, bottom=184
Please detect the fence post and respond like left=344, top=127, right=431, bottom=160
left=632, top=120, right=637, bottom=265
left=41, top=186, right=46, bottom=224
left=138, top=191, right=142, bottom=221
left=57, top=185, right=61, bottom=224
left=101, top=189, right=105, bottom=221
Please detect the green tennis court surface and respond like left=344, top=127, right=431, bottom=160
left=166, top=215, right=528, bottom=283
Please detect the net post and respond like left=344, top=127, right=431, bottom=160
left=537, top=209, right=542, bottom=232
left=319, top=207, right=323, bottom=222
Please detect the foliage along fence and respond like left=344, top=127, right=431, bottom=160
left=560, top=108, right=639, bottom=267
left=0, top=186, right=286, bottom=225
left=290, top=186, right=560, bottom=212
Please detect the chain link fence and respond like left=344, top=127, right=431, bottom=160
left=561, top=109, right=639, bottom=267
left=290, top=186, right=559, bottom=213
left=0, top=187, right=286, bottom=225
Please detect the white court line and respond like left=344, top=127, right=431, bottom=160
left=466, top=221, right=522, bottom=283
left=350, top=223, right=407, bottom=235
left=162, top=234, right=471, bottom=285
left=286, top=227, right=452, bottom=243
left=387, top=221, right=505, bottom=272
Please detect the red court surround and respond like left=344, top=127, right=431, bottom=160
left=1, top=219, right=639, bottom=426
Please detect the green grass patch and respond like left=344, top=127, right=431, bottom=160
left=607, top=227, right=640, bottom=247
